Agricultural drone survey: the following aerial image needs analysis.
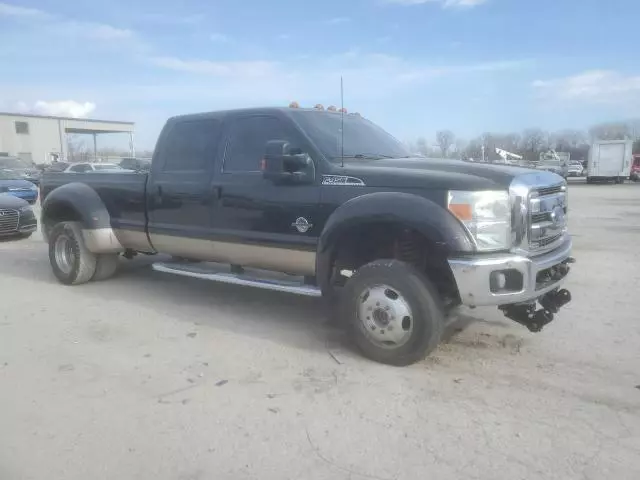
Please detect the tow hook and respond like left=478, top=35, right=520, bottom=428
left=499, top=289, right=572, bottom=333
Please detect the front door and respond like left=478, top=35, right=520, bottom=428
left=210, top=114, right=321, bottom=275
left=147, top=118, right=222, bottom=254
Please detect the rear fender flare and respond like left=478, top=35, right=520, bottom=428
left=316, top=192, right=474, bottom=290
left=41, top=182, right=123, bottom=253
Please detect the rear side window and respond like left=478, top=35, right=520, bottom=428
left=161, top=119, right=221, bottom=172
left=70, top=164, right=88, bottom=172
left=224, top=116, right=293, bottom=173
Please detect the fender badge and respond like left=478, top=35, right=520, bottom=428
left=292, top=217, right=313, bottom=233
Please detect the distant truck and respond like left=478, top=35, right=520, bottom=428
left=537, top=150, right=569, bottom=179
left=631, top=154, right=640, bottom=182
left=587, top=140, right=633, bottom=184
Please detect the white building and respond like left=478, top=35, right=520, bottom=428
left=0, top=112, right=135, bottom=165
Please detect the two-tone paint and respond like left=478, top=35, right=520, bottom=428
left=40, top=107, right=537, bottom=285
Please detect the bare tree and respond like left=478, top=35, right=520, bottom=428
left=521, top=128, right=548, bottom=161
left=436, top=130, right=455, bottom=158
left=66, top=134, right=91, bottom=162
left=415, top=137, right=429, bottom=156
left=589, top=122, right=630, bottom=141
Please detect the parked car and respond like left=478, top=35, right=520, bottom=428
left=631, top=155, right=640, bottom=182
left=0, top=193, right=37, bottom=239
left=119, top=157, right=151, bottom=172
left=41, top=162, right=70, bottom=173
left=40, top=106, right=574, bottom=366
left=0, top=170, right=39, bottom=204
left=567, top=161, right=584, bottom=177
left=0, top=156, right=42, bottom=185
left=64, top=162, right=126, bottom=173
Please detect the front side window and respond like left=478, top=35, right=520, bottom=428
left=224, top=116, right=294, bottom=173
left=161, top=119, right=220, bottom=172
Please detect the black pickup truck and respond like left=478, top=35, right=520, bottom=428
left=41, top=106, right=574, bottom=365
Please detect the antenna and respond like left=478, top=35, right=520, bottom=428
left=340, top=76, right=345, bottom=168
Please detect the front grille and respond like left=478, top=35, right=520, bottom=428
left=528, top=184, right=567, bottom=252
left=536, top=185, right=564, bottom=197
left=0, top=209, right=19, bottom=233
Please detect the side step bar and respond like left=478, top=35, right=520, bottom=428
left=152, top=262, right=322, bottom=297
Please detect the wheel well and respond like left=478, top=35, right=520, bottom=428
left=327, top=222, right=459, bottom=304
left=42, top=203, right=82, bottom=241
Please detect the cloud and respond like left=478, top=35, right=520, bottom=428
left=326, top=17, right=351, bottom=25
left=384, top=0, right=487, bottom=8
left=0, top=2, right=48, bottom=17
left=0, top=2, right=133, bottom=43
left=149, top=57, right=278, bottom=77
left=532, top=70, right=640, bottom=104
left=15, top=100, right=97, bottom=118
left=140, top=13, right=204, bottom=25
left=88, top=24, right=133, bottom=41
left=210, top=33, right=231, bottom=43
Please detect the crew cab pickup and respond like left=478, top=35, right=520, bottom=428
left=41, top=106, right=574, bottom=365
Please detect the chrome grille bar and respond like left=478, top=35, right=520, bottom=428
left=0, top=209, right=19, bottom=233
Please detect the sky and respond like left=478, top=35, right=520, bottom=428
left=1, top=0, right=639, bottom=149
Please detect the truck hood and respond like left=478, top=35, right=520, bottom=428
left=335, top=157, right=537, bottom=190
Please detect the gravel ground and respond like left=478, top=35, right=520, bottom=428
left=1, top=182, right=639, bottom=480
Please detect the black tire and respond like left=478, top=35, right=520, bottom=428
left=586, top=177, right=592, bottom=184
left=341, top=259, right=444, bottom=366
left=48, top=221, right=97, bottom=285
left=92, top=254, right=119, bottom=281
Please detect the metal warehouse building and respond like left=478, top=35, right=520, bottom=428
left=0, top=112, right=135, bottom=165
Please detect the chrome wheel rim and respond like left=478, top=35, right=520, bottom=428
left=357, top=285, right=414, bottom=349
left=54, top=235, right=75, bottom=275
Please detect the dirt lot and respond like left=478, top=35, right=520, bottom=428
left=1, top=182, right=639, bottom=480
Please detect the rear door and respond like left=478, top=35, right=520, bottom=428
left=146, top=118, right=223, bottom=253
left=596, top=143, right=625, bottom=176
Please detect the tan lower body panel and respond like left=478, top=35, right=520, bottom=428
left=82, top=228, right=124, bottom=253
left=113, top=229, right=153, bottom=252
left=131, top=232, right=315, bottom=276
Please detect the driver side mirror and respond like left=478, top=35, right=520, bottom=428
left=262, top=140, right=314, bottom=184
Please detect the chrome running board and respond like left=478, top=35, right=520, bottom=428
left=152, top=262, right=322, bottom=297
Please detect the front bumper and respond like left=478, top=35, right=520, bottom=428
left=448, top=236, right=573, bottom=308
left=0, top=210, right=37, bottom=237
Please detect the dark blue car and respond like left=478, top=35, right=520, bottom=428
left=0, top=170, right=39, bottom=204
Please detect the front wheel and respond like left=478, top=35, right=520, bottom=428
left=340, top=259, right=444, bottom=366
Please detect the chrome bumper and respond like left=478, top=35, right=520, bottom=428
left=448, top=237, right=573, bottom=307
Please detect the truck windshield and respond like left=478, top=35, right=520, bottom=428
left=291, top=111, right=410, bottom=161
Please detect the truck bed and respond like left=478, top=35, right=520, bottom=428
left=41, top=171, right=149, bottom=235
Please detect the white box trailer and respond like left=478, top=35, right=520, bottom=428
left=587, top=140, right=633, bottom=184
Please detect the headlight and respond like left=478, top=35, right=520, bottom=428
left=19, top=205, right=32, bottom=213
left=448, top=190, right=511, bottom=252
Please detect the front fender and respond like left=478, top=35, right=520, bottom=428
left=41, top=182, right=122, bottom=253
left=316, top=192, right=474, bottom=289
